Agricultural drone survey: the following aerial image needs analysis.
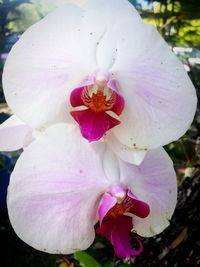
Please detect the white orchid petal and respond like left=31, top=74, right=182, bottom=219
left=107, top=133, right=147, bottom=165
left=7, top=124, right=108, bottom=254
left=82, top=0, right=141, bottom=71
left=3, top=4, right=96, bottom=128
left=0, top=115, right=33, bottom=151
left=103, top=145, right=120, bottom=184
left=111, top=22, right=197, bottom=149
left=119, top=148, right=177, bottom=237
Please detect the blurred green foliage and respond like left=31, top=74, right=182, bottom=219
left=0, top=0, right=31, bottom=51
left=141, top=0, right=200, bottom=47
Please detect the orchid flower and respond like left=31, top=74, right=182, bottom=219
left=0, top=0, right=197, bottom=165
left=7, top=123, right=177, bottom=259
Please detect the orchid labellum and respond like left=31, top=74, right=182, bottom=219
left=0, top=0, right=197, bottom=165
left=7, top=124, right=177, bottom=259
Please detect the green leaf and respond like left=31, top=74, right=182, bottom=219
left=74, top=251, right=102, bottom=267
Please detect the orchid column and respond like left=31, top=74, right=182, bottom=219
left=0, top=0, right=197, bottom=261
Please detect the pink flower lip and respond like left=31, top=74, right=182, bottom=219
left=97, top=187, right=150, bottom=259
left=70, top=77, right=125, bottom=141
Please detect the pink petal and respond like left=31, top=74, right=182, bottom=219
left=70, top=86, right=85, bottom=107
left=98, top=193, right=117, bottom=225
left=70, top=77, right=95, bottom=107
left=97, top=215, right=143, bottom=259
left=109, top=183, right=126, bottom=198
left=0, top=115, right=33, bottom=151
left=70, top=109, right=120, bottom=141
left=7, top=124, right=108, bottom=254
left=107, top=79, right=125, bottom=115
left=127, top=190, right=150, bottom=218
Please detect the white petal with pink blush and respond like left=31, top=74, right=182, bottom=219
left=1, top=0, right=196, bottom=163
left=7, top=124, right=177, bottom=259
left=8, top=124, right=108, bottom=254
left=0, top=115, right=33, bottom=151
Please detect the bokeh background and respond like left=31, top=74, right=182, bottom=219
left=0, top=1, right=200, bottom=266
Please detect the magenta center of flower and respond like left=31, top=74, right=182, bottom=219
left=106, top=194, right=135, bottom=219
left=81, top=85, right=116, bottom=113
left=96, top=190, right=150, bottom=259
left=70, top=79, right=125, bottom=142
